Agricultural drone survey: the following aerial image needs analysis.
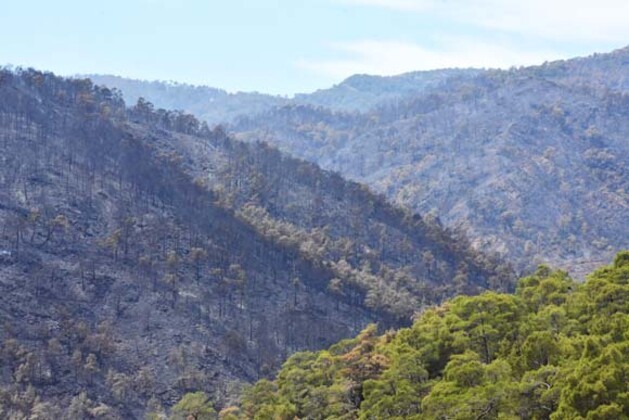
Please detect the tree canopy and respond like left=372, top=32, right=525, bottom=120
left=235, top=251, right=629, bottom=419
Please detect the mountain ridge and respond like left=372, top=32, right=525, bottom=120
left=85, top=46, right=629, bottom=278
left=232, top=46, right=629, bottom=277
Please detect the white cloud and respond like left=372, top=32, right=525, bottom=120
left=468, top=0, right=629, bottom=43
left=301, top=0, right=628, bottom=80
left=296, top=38, right=566, bottom=80
left=337, top=0, right=629, bottom=42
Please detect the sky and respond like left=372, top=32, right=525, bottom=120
left=1, top=0, right=628, bottom=95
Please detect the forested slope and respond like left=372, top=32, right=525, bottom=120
left=234, top=46, right=629, bottom=276
left=89, top=47, right=629, bottom=278
left=0, top=68, right=508, bottom=418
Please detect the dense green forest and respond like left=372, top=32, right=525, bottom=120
left=196, top=252, right=628, bottom=419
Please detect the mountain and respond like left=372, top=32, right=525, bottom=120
left=87, top=68, right=479, bottom=125
left=88, top=48, right=628, bottom=278
left=530, top=45, right=629, bottom=92
left=230, top=251, right=629, bottom=419
left=0, top=68, right=509, bottom=417
left=294, top=68, right=481, bottom=112
left=86, top=75, right=288, bottom=125
left=233, top=47, right=629, bottom=277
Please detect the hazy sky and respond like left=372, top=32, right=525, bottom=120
left=1, top=0, right=627, bottom=95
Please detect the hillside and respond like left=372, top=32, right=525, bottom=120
left=234, top=47, right=629, bottom=276
left=0, top=68, right=509, bottom=418
left=88, top=48, right=629, bottom=277
left=228, top=251, right=629, bottom=419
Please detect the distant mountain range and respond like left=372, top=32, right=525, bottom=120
left=88, top=68, right=480, bottom=124
left=91, top=46, right=629, bottom=277
left=85, top=74, right=288, bottom=125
